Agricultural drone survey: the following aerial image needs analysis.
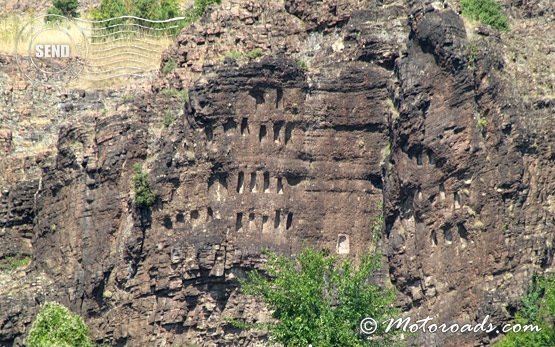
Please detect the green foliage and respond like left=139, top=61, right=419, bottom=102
left=224, top=50, right=242, bottom=61
left=241, top=248, right=398, bottom=346
left=477, top=116, right=488, bottom=130
left=46, top=7, right=64, bottom=20
left=91, top=0, right=221, bottom=36
left=132, top=163, right=157, bottom=208
left=46, top=0, right=79, bottom=19
left=186, top=0, right=221, bottom=20
left=371, top=202, right=385, bottom=244
left=461, top=0, right=509, bottom=31
left=91, top=0, right=181, bottom=35
left=0, top=254, right=31, bottom=272
left=163, top=112, right=176, bottom=127
left=27, top=302, right=93, bottom=347
left=223, top=48, right=265, bottom=61
left=162, top=57, right=177, bottom=75
left=89, top=0, right=126, bottom=31
left=245, top=48, right=264, bottom=60
left=467, top=39, right=479, bottom=69
left=160, top=88, right=189, bottom=102
left=296, top=58, right=308, bottom=71
left=122, top=94, right=134, bottom=103
left=159, top=0, right=181, bottom=19
left=494, top=275, right=555, bottom=346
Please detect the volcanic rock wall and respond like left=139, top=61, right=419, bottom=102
left=0, top=0, right=553, bottom=346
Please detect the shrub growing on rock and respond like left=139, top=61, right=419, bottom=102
left=241, top=248, right=398, bottom=346
left=494, top=275, right=555, bottom=346
left=46, top=0, right=79, bottom=21
left=27, top=302, right=93, bottom=347
left=132, top=163, right=157, bottom=208
left=461, top=0, right=509, bottom=31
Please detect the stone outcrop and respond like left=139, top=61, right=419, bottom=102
left=0, top=0, right=554, bottom=346
left=383, top=1, right=555, bottom=346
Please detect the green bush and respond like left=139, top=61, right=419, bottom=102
left=461, top=0, right=509, bottom=31
left=162, top=57, right=177, bottom=75
left=0, top=255, right=31, bottom=272
left=224, top=50, right=242, bottom=61
left=241, top=248, right=398, bottom=346
left=89, top=0, right=126, bottom=32
left=160, top=89, right=189, bottom=102
left=91, top=0, right=220, bottom=36
left=296, top=58, right=308, bottom=71
left=245, top=48, right=264, bottom=60
left=47, top=0, right=79, bottom=18
left=187, top=0, right=221, bottom=20
left=132, top=163, right=157, bottom=208
left=163, top=112, right=176, bottom=127
left=159, top=0, right=181, bottom=20
left=494, top=275, right=555, bottom=346
left=27, top=302, right=93, bottom=347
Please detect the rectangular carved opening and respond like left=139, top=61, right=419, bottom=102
left=237, top=171, right=244, bottom=193
left=241, top=118, right=249, bottom=136
left=263, top=172, right=270, bottom=193
left=223, top=119, right=237, bottom=133
left=273, top=121, right=284, bottom=143
left=439, top=183, right=446, bottom=200
left=274, top=210, right=281, bottom=230
left=286, top=212, right=293, bottom=230
left=236, top=212, right=243, bottom=231
left=262, top=215, right=270, bottom=233
left=207, top=207, right=213, bottom=221
left=443, top=225, right=453, bottom=243
left=337, top=234, right=350, bottom=254
left=276, top=88, right=283, bottom=109
left=205, top=125, right=213, bottom=141
left=454, top=192, right=461, bottom=209
left=250, top=172, right=257, bottom=193
left=457, top=223, right=468, bottom=241
left=259, top=125, right=267, bottom=142
left=249, top=212, right=256, bottom=231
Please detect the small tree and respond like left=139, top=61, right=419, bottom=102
left=132, top=163, right=157, bottom=208
left=241, top=248, right=398, bottom=346
left=47, top=0, right=80, bottom=19
left=461, top=0, right=509, bottom=31
left=27, top=302, right=93, bottom=347
left=494, top=275, right=555, bottom=346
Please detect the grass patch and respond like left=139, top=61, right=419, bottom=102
left=163, top=112, right=176, bottom=127
left=27, top=302, right=93, bottom=347
left=467, top=39, right=479, bottom=69
left=477, top=115, right=488, bottom=131
left=461, top=0, right=509, bottom=31
left=296, top=58, right=308, bottom=71
left=245, top=48, right=264, bottom=60
left=162, top=57, right=177, bottom=75
left=160, top=89, right=189, bottom=102
left=223, top=48, right=265, bottom=62
left=224, top=50, right=242, bottom=61
left=0, top=254, right=31, bottom=272
left=92, top=0, right=222, bottom=36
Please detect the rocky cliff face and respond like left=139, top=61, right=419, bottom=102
left=0, top=0, right=553, bottom=346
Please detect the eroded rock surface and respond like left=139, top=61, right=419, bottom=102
left=0, top=0, right=554, bottom=346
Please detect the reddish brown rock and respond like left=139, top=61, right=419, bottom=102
left=0, top=1, right=554, bottom=347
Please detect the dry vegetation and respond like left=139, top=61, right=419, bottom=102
left=0, top=13, right=174, bottom=89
